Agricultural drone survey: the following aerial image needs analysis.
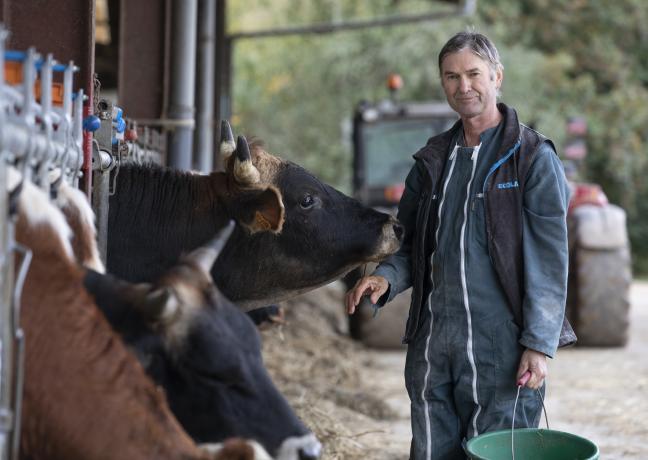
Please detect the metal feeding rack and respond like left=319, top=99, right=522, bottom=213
left=0, top=24, right=85, bottom=460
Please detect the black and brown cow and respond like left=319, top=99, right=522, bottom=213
left=106, top=122, right=403, bottom=309
left=84, top=222, right=321, bottom=460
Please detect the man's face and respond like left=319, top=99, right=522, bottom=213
left=440, top=48, right=502, bottom=120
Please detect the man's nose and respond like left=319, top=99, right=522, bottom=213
left=459, top=75, right=471, bottom=93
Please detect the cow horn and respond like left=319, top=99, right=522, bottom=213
left=220, top=120, right=236, bottom=158
left=233, top=135, right=261, bottom=185
left=187, top=220, right=235, bottom=273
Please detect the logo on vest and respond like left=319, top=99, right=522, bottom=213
left=496, top=180, right=519, bottom=190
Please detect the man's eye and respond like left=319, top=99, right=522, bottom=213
left=300, top=194, right=315, bottom=209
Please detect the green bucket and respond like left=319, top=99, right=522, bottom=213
left=466, top=427, right=599, bottom=460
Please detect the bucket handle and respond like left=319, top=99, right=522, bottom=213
left=512, top=371, right=549, bottom=460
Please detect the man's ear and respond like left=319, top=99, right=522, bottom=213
left=231, top=186, right=285, bottom=234
left=495, top=67, right=503, bottom=90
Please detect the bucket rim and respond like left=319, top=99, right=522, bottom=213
left=466, top=428, right=599, bottom=459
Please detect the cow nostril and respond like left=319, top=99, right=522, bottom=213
left=393, top=223, right=404, bottom=241
left=298, top=447, right=320, bottom=460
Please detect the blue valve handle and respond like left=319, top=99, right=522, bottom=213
left=82, top=115, right=101, bottom=132
left=113, top=118, right=126, bottom=133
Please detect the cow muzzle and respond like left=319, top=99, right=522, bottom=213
left=276, top=433, right=321, bottom=460
left=370, top=216, right=403, bottom=261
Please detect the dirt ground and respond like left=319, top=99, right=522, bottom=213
left=544, top=281, right=648, bottom=459
left=262, top=280, right=648, bottom=459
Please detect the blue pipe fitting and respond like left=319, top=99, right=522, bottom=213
left=82, top=115, right=101, bottom=132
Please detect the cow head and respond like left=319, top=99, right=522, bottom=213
left=84, top=222, right=321, bottom=460
left=217, top=121, right=403, bottom=309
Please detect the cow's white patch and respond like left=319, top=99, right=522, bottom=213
left=275, top=433, right=321, bottom=460
left=199, top=439, right=273, bottom=460
left=370, top=216, right=401, bottom=261
left=54, top=174, right=105, bottom=273
left=9, top=167, right=74, bottom=260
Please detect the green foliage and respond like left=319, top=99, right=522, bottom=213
left=229, top=0, right=648, bottom=273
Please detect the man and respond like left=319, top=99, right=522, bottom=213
left=345, top=31, right=575, bottom=459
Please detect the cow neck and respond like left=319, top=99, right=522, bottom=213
left=114, top=164, right=223, bottom=246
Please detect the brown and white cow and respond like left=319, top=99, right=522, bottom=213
left=106, top=122, right=403, bottom=310
left=9, top=170, right=273, bottom=460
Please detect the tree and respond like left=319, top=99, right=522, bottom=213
left=229, top=0, right=648, bottom=272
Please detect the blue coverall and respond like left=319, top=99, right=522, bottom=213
left=374, top=120, right=570, bottom=459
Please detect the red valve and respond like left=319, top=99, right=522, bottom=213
left=125, top=128, right=138, bottom=142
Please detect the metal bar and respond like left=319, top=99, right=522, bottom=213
left=193, top=0, right=216, bottom=173
left=167, top=0, right=197, bottom=170
left=9, top=243, right=31, bottom=460
left=228, top=7, right=469, bottom=40
left=0, top=124, right=82, bottom=176
left=0, top=28, right=15, bottom=460
left=212, top=0, right=226, bottom=170
left=0, top=159, right=14, bottom=460
left=91, top=145, right=112, bottom=265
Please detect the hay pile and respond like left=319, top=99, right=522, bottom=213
left=260, top=282, right=402, bottom=460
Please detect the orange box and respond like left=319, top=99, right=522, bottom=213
left=4, top=61, right=65, bottom=106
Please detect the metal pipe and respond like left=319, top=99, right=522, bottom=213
left=227, top=7, right=472, bottom=40
left=213, top=0, right=227, bottom=170
left=193, top=0, right=215, bottom=173
left=167, top=0, right=197, bottom=170
left=0, top=27, right=16, bottom=459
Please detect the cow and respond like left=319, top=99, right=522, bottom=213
left=83, top=221, right=321, bottom=460
left=8, top=169, right=276, bottom=460
left=51, top=171, right=281, bottom=331
left=106, top=122, right=403, bottom=310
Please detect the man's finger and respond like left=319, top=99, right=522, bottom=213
left=370, top=287, right=382, bottom=304
left=352, top=281, right=370, bottom=307
left=347, top=291, right=358, bottom=314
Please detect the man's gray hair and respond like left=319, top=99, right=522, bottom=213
left=438, top=31, right=503, bottom=77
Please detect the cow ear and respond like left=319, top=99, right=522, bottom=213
left=139, top=287, right=181, bottom=323
left=234, top=186, right=285, bottom=234
left=116, top=282, right=182, bottom=323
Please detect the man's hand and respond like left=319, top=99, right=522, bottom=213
left=345, top=276, right=389, bottom=315
left=516, top=349, right=547, bottom=389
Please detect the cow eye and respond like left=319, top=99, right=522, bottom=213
left=300, top=194, right=315, bottom=209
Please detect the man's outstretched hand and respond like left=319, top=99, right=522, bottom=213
left=345, top=275, right=389, bottom=314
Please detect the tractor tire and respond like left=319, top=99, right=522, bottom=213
left=570, top=242, right=632, bottom=347
left=567, top=204, right=632, bottom=347
left=345, top=264, right=409, bottom=349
